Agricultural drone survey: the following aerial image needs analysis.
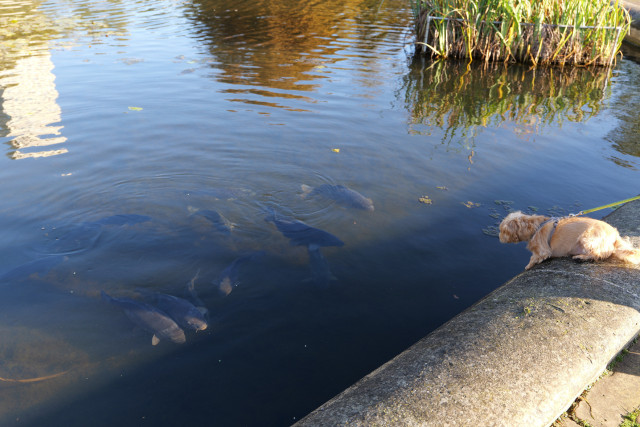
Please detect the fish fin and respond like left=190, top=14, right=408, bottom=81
left=152, top=335, right=160, bottom=346
left=190, top=269, right=200, bottom=286
left=100, top=290, right=111, bottom=302
left=300, top=184, right=312, bottom=198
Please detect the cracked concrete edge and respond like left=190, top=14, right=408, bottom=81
left=296, top=200, right=640, bottom=427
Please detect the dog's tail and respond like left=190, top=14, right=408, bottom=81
left=612, top=236, right=640, bottom=264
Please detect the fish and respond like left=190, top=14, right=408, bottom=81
left=101, top=291, right=186, bottom=345
left=265, top=211, right=344, bottom=248
left=306, top=245, right=337, bottom=288
left=192, top=209, right=235, bottom=234
left=137, top=288, right=208, bottom=332
left=185, top=269, right=209, bottom=318
left=214, top=252, right=264, bottom=296
left=301, top=184, right=374, bottom=211
left=0, top=255, right=66, bottom=283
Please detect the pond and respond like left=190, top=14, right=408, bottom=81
left=1, top=0, right=639, bottom=425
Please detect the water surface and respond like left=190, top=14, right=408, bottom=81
left=1, top=0, right=639, bottom=425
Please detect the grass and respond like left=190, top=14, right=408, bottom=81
left=411, top=0, right=631, bottom=66
left=621, top=408, right=640, bottom=427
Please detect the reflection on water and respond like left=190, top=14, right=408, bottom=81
left=2, top=50, right=67, bottom=159
left=184, top=0, right=411, bottom=110
left=0, top=1, right=66, bottom=158
left=606, top=51, right=640, bottom=168
left=0, top=0, right=131, bottom=159
left=403, top=60, right=612, bottom=146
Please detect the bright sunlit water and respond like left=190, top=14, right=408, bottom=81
left=0, top=0, right=639, bottom=425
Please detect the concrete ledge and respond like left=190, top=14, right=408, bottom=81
left=296, top=201, right=640, bottom=426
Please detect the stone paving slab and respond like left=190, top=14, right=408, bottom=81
left=557, top=338, right=640, bottom=427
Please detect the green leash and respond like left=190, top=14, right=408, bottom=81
left=573, top=194, right=640, bottom=216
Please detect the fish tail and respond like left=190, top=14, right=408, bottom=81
left=100, top=290, right=113, bottom=303
left=263, top=207, right=277, bottom=223
left=190, top=269, right=201, bottom=287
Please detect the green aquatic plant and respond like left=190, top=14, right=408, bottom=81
left=411, top=0, right=631, bottom=66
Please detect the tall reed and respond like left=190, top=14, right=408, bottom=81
left=411, top=0, right=631, bottom=66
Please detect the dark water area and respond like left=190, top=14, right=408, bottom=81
left=0, top=0, right=639, bottom=425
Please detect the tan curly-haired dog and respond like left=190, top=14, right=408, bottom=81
left=499, top=211, right=640, bottom=270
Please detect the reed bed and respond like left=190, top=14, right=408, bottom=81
left=411, top=0, right=631, bottom=66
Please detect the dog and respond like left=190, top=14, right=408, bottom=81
left=499, top=211, right=640, bottom=270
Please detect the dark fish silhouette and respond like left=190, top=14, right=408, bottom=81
left=192, top=209, right=235, bottom=234
left=0, top=255, right=66, bottom=283
left=214, top=252, right=265, bottom=296
left=301, top=184, right=374, bottom=211
left=185, top=270, right=209, bottom=318
left=306, top=245, right=337, bottom=288
left=101, top=291, right=186, bottom=345
left=38, top=214, right=151, bottom=255
left=136, top=288, right=208, bottom=332
left=265, top=211, right=344, bottom=248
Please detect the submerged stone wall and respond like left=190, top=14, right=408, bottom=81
left=296, top=200, right=640, bottom=426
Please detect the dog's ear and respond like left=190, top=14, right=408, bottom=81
left=499, top=211, right=523, bottom=243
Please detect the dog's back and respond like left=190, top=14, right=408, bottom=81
left=552, top=216, right=640, bottom=264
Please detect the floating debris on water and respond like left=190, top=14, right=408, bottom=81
left=436, top=186, right=448, bottom=191
left=547, top=205, right=568, bottom=217
left=419, top=195, right=432, bottom=204
left=494, top=200, right=514, bottom=211
left=482, top=225, right=500, bottom=237
left=463, top=201, right=481, bottom=208
left=488, top=208, right=502, bottom=219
